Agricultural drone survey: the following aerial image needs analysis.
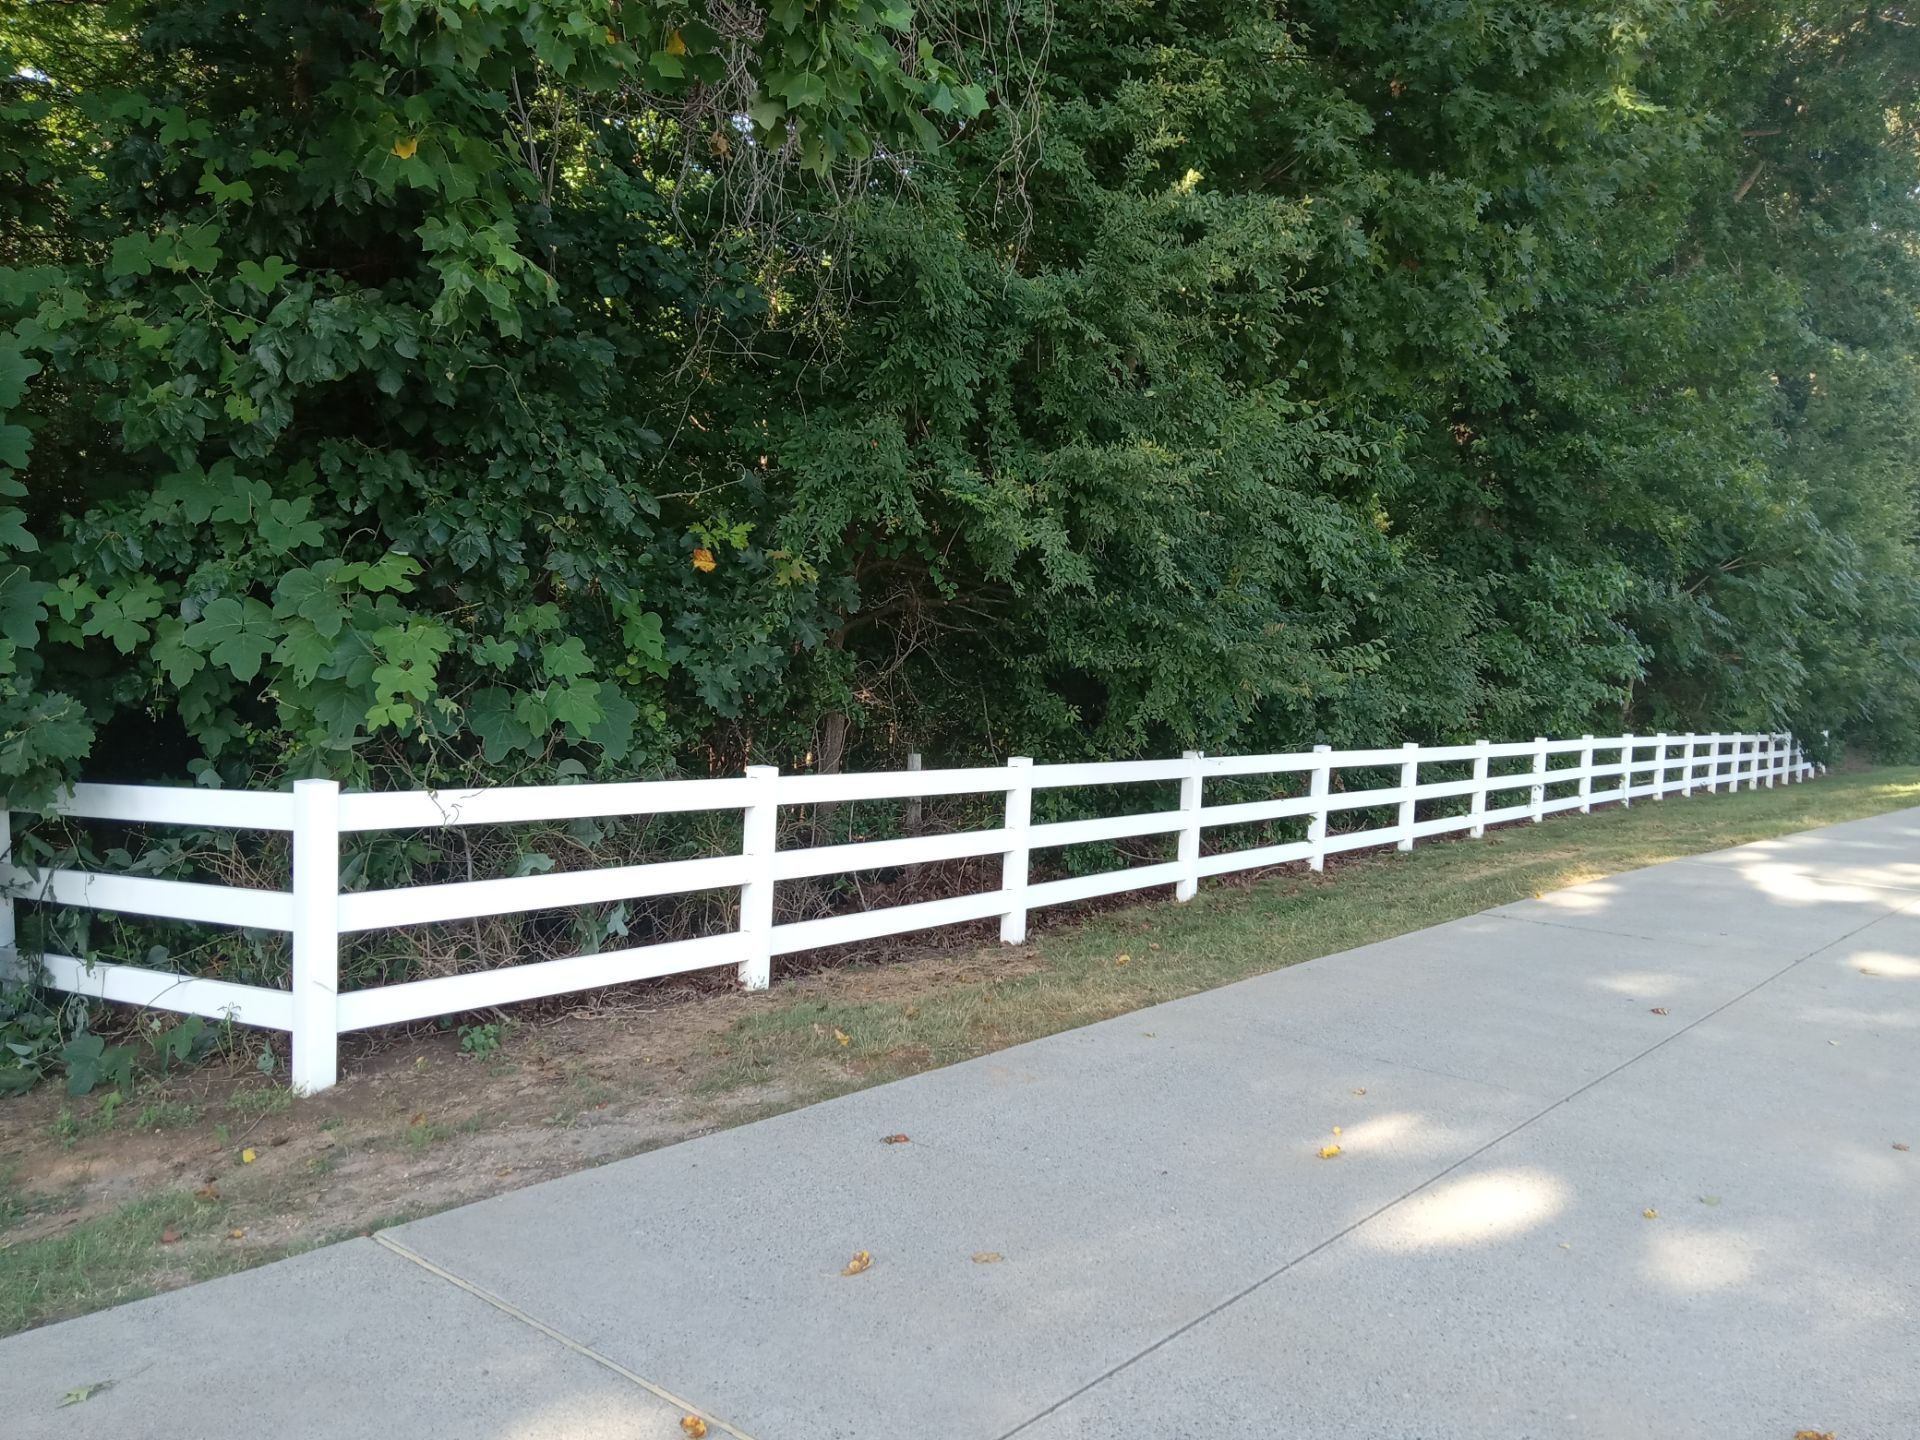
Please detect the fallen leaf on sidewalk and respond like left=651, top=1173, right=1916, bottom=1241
left=1643, top=1208, right=1660, bottom=1220
left=1352, top=1087, right=1366, bottom=1096
left=58, top=1381, right=111, bottom=1407
left=1650, top=1007, right=1669, bottom=1016
left=1318, top=1145, right=1342, bottom=1160
left=1331, top=1126, right=1342, bottom=1137
left=680, top=1417, right=708, bottom=1437
left=842, top=1250, right=873, bottom=1275
left=972, top=1252, right=1004, bottom=1264
left=1793, top=1430, right=1835, bottom=1439
left=882, top=1134, right=910, bottom=1145
left=1894, top=1142, right=1910, bottom=1152
left=1699, top=1195, right=1721, bottom=1206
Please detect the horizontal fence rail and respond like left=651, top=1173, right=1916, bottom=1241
left=0, top=731, right=1818, bottom=1093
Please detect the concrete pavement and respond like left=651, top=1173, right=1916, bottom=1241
left=7, top=809, right=1918, bottom=1439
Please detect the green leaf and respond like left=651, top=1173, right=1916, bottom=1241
left=107, top=233, right=153, bottom=278
left=0, top=566, right=45, bottom=647
left=0, top=424, right=29, bottom=470
left=196, top=164, right=254, bottom=205
left=545, top=678, right=605, bottom=734
left=540, top=635, right=594, bottom=679
left=274, top=620, right=338, bottom=685
left=584, top=688, right=639, bottom=761
left=466, top=687, right=536, bottom=763
left=151, top=617, right=206, bottom=686
left=471, top=635, right=518, bottom=669
left=0, top=507, right=34, bottom=552
left=83, top=582, right=165, bottom=653
left=235, top=255, right=297, bottom=294
left=184, top=597, right=277, bottom=682
left=0, top=345, right=40, bottom=407
left=340, top=553, right=421, bottom=594
left=257, top=497, right=326, bottom=552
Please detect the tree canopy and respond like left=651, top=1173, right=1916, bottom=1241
left=4, top=0, right=1919, bottom=805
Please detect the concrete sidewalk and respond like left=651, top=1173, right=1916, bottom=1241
left=8, top=810, right=1918, bottom=1439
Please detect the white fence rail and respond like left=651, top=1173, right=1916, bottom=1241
left=0, top=731, right=1816, bottom=1093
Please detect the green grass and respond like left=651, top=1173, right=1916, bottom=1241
left=0, top=1190, right=249, bottom=1337
left=225, top=1085, right=293, bottom=1119
left=711, top=766, right=1920, bottom=1094
left=133, top=1101, right=200, bottom=1131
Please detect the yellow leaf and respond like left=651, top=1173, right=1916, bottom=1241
left=1331, top=1126, right=1342, bottom=1137
left=240, top=1148, right=256, bottom=1164
left=1352, top=1087, right=1366, bottom=1096
left=1794, top=1432, right=1836, bottom=1440
left=228, top=1228, right=246, bottom=1240
left=691, top=547, right=717, bottom=572
left=1318, top=1144, right=1342, bottom=1160
left=665, top=27, right=688, bottom=55
left=391, top=136, right=419, bottom=160
left=1115, top=953, right=1130, bottom=966
left=605, top=28, right=620, bottom=44
left=842, top=1249, right=872, bottom=1276
left=680, top=1418, right=708, bottom=1438
left=971, top=1251, right=1004, bottom=1264
left=833, top=1029, right=851, bottom=1047
left=1643, top=1207, right=1659, bottom=1220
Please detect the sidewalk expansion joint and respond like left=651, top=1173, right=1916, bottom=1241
left=372, top=1232, right=758, bottom=1440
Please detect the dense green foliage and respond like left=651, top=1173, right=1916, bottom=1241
left=5, top=0, right=1920, bottom=803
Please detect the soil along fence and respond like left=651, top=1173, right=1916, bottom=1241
left=0, top=732, right=1815, bottom=1093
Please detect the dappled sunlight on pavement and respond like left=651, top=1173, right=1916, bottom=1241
left=1359, top=1169, right=1569, bottom=1252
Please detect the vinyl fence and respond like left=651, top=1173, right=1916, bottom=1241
left=0, top=731, right=1814, bottom=1093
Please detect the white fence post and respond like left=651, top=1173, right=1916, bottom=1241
left=1681, top=734, right=1696, bottom=796
left=1742, top=735, right=1757, bottom=790
left=1396, top=742, right=1420, bottom=852
left=1530, top=737, right=1548, bottom=823
left=1653, top=733, right=1670, bottom=799
left=999, top=757, right=1033, bottom=944
left=1577, top=734, right=1594, bottom=814
left=737, top=765, right=778, bottom=990
left=289, top=778, right=341, bottom=1095
left=1766, top=733, right=1779, bottom=787
left=1175, top=750, right=1203, bottom=902
left=1307, top=744, right=1333, bottom=871
left=1712, top=735, right=1727, bottom=792
left=1468, top=740, right=1490, bottom=838
left=904, top=751, right=923, bottom=834
left=1620, top=733, right=1635, bottom=808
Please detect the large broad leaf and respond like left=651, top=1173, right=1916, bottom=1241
left=183, top=596, right=277, bottom=681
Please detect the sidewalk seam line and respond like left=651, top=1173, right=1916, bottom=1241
left=371, top=1233, right=757, bottom=1440
left=994, top=886, right=1920, bottom=1439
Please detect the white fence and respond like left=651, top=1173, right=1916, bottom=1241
left=0, top=731, right=1814, bottom=1093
